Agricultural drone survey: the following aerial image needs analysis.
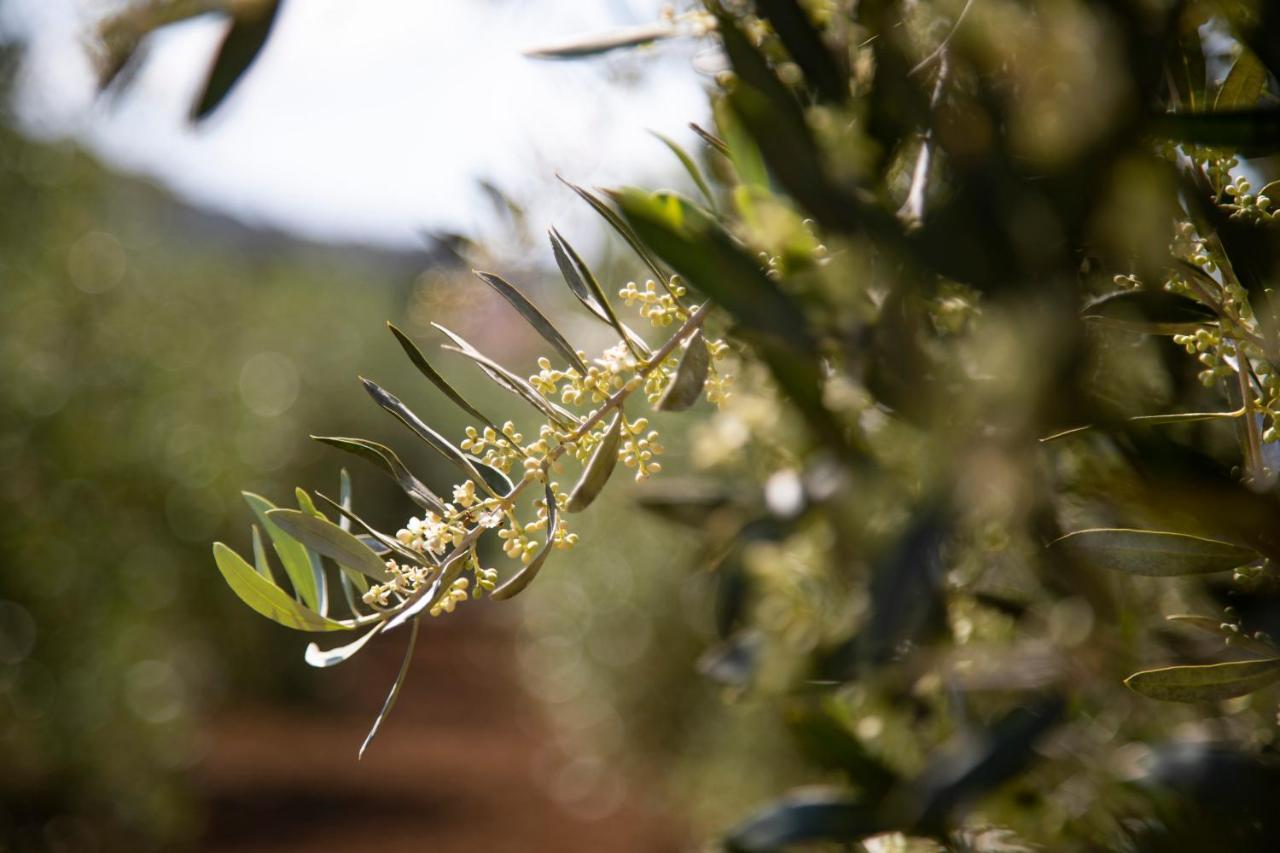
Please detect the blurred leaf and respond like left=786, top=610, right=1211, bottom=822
left=1051, top=529, right=1257, bottom=577
left=697, top=631, right=760, bottom=687
left=633, top=478, right=735, bottom=527
left=651, top=130, right=718, bottom=212
left=1215, top=49, right=1269, bottom=110
left=191, top=0, right=281, bottom=121
left=1082, top=290, right=1217, bottom=334
left=1125, top=658, right=1280, bottom=701
left=1151, top=109, right=1280, bottom=152
left=863, top=506, right=949, bottom=665
left=491, top=483, right=558, bottom=599
left=360, top=377, right=504, bottom=495
left=754, top=0, right=847, bottom=103
left=558, top=177, right=668, bottom=283
left=360, top=618, right=419, bottom=759
left=387, top=323, right=500, bottom=431
left=1166, top=614, right=1276, bottom=656
left=786, top=700, right=899, bottom=800
left=1170, top=5, right=1208, bottom=111
left=243, top=491, right=321, bottom=610
left=566, top=413, right=623, bottom=512
left=211, top=542, right=349, bottom=632
left=305, top=623, right=382, bottom=668
left=311, top=434, right=445, bottom=512
left=548, top=226, right=651, bottom=357
left=523, top=22, right=676, bottom=59
left=714, top=97, right=770, bottom=191
left=657, top=329, right=710, bottom=411
left=431, top=325, right=577, bottom=428
left=266, top=508, right=391, bottom=583
left=473, top=270, right=588, bottom=373
left=724, top=789, right=880, bottom=852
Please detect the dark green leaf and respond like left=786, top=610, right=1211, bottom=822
left=657, top=329, right=710, bottom=411
left=1051, top=529, right=1257, bottom=577
left=755, top=0, right=847, bottom=102
left=266, top=509, right=391, bottom=583
left=311, top=435, right=445, bottom=512
left=1166, top=614, right=1276, bottom=656
left=724, top=789, right=879, bottom=852
left=1125, top=658, right=1280, bottom=702
left=387, top=323, right=499, bottom=430
left=1082, top=289, right=1217, bottom=334
left=689, top=121, right=731, bottom=157
left=473, top=270, right=588, bottom=373
left=1216, top=49, right=1269, bottom=111
left=650, top=131, right=718, bottom=212
left=1169, top=5, right=1208, bottom=112
left=191, top=0, right=281, bottom=121
left=360, top=618, right=419, bottom=759
left=491, top=483, right=558, bottom=600
left=548, top=227, right=651, bottom=357
left=863, top=507, right=949, bottom=665
left=523, top=22, right=675, bottom=59
left=211, top=542, right=349, bottom=633
left=1150, top=109, right=1280, bottom=152
left=243, top=491, right=321, bottom=610
left=305, top=623, right=382, bottom=668
left=566, top=413, right=623, bottom=512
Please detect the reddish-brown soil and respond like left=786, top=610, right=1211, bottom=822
left=193, top=610, right=683, bottom=852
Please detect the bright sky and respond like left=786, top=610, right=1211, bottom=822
left=2, top=0, right=711, bottom=247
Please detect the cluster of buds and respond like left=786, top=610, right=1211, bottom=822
left=620, top=416, right=664, bottom=480
left=619, top=278, right=689, bottom=327
left=363, top=559, right=437, bottom=609
left=429, top=577, right=470, bottom=617
left=1223, top=176, right=1277, bottom=224
left=460, top=422, right=525, bottom=473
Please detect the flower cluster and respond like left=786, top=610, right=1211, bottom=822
left=619, top=278, right=689, bottom=327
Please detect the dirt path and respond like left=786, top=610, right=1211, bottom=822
left=194, top=610, right=682, bottom=852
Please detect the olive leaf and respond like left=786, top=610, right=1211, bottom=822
left=473, top=271, right=588, bottom=373
left=566, top=413, right=623, bottom=512
left=305, top=623, right=383, bottom=669
left=650, top=130, right=718, bottom=212
left=314, top=492, right=425, bottom=569
left=293, top=488, right=331, bottom=617
left=431, top=324, right=578, bottom=428
left=1150, top=109, right=1280, bottom=152
left=191, top=0, right=281, bottom=121
left=211, top=542, right=350, bottom=633
left=1216, top=49, right=1269, bottom=111
left=754, top=0, right=847, bottom=104
left=250, top=523, right=273, bottom=583
left=1082, top=290, right=1217, bottom=335
left=523, top=22, right=676, bottom=59
left=657, top=329, right=711, bottom=411
left=558, top=177, right=668, bottom=284
left=243, top=491, right=322, bottom=610
left=310, top=435, right=445, bottom=512
left=548, top=227, right=651, bottom=357
left=1051, top=529, right=1258, bottom=577
left=360, top=618, right=419, bottom=760
left=387, top=323, right=500, bottom=430
left=1166, top=614, right=1276, bottom=656
left=266, top=509, right=391, bottom=583
left=491, top=483, right=559, bottom=600
left=360, top=377, right=503, bottom=496
left=1125, top=658, right=1280, bottom=702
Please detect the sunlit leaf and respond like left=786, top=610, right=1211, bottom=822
left=243, top=491, right=321, bottom=610
left=1216, top=49, right=1269, bottom=111
left=657, top=329, right=710, bottom=411
left=211, top=542, right=349, bottom=633
left=311, top=434, right=445, bottom=512
left=387, top=323, right=499, bottom=430
left=473, top=270, right=588, bottom=373
left=314, top=492, right=424, bottom=569
left=305, top=623, right=383, bottom=668
left=1125, top=658, right=1280, bottom=702
left=293, top=487, right=330, bottom=617
left=565, top=413, right=622, bottom=512
left=651, top=130, right=718, bottom=212
left=360, top=618, right=419, bottom=759
left=523, top=22, right=676, bottom=59
left=558, top=178, right=668, bottom=283
left=250, top=523, right=272, bottom=583
left=266, top=509, right=391, bottom=583
left=491, top=483, right=558, bottom=599
left=1051, top=529, right=1257, bottom=577
left=191, top=0, right=281, bottom=121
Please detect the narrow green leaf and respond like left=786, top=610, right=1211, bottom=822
left=305, top=623, right=382, bottom=668
left=250, top=524, right=273, bottom=583
left=557, top=177, right=668, bottom=284
left=243, top=492, right=321, bottom=610
left=657, top=329, right=711, bottom=411
left=473, top=270, right=588, bottom=373
left=1127, top=409, right=1244, bottom=426
left=1216, top=49, right=1268, bottom=111
left=311, top=435, right=444, bottom=512
left=338, top=468, right=353, bottom=531
left=548, top=227, right=651, bottom=357
left=430, top=325, right=578, bottom=428
left=1082, top=290, right=1216, bottom=334
left=491, top=483, right=558, bottom=600
left=690, top=121, right=730, bottom=157
left=1051, top=529, right=1258, bottom=577
left=294, top=488, right=331, bottom=617
left=191, top=0, right=281, bottom=121
left=650, top=131, right=718, bottom=212
left=1125, top=658, right=1280, bottom=702
left=266, top=509, right=392, bottom=583
left=314, top=491, right=426, bottom=569
left=360, top=618, right=419, bottom=760
left=523, top=22, right=675, bottom=59
left=714, top=97, right=770, bottom=191
left=566, top=413, right=623, bottom=512
left=1167, top=614, right=1276, bottom=656
left=211, top=542, right=349, bottom=633
left=359, top=378, right=502, bottom=496
left=387, top=323, right=502, bottom=430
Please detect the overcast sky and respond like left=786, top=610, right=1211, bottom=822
left=2, top=0, right=711, bottom=247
